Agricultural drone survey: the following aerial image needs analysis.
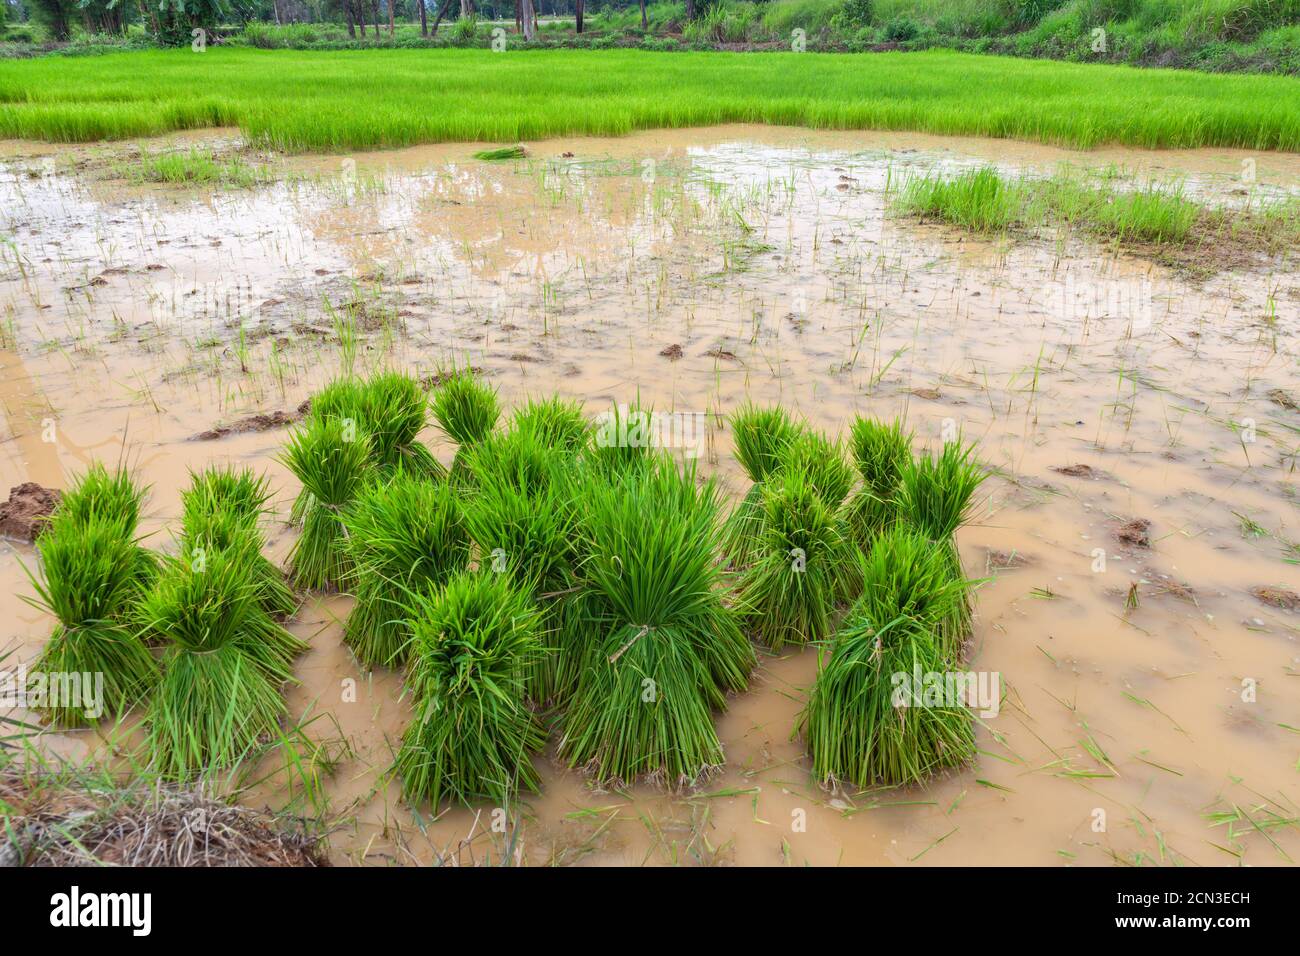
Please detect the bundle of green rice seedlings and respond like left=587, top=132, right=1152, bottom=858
left=722, top=402, right=802, bottom=568
left=430, top=368, right=500, bottom=482
left=55, top=461, right=157, bottom=591
left=895, top=439, right=985, bottom=661
left=462, top=428, right=581, bottom=702
left=21, top=511, right=159, bottom=726
left=291, top=371, right=442, bottom=522
left=396, top=571, right=545, bottom=808
left=735, top=470, right=854, bottom=651
left=281, top=416, right=374, bottom=589
left=141, top=547, right=289, bottom=780
left=844, top=416, right=913, bottom=549
left=508, top=395, right=590, bottom=456
left=180, top=465, right=296, bottom=620
left=775, top=429, right=855, bottom=510
left=340, top=471, right=469, bottom=668
left=583, top=398, right=657, bottom=480
left=558, top=457, right=753, bottom=787
left=799, top=527, right=974, bottom=789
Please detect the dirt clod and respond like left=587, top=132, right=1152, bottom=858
left=1250, top=586, right=1300, bottom=611
left=1116, top=518, right=1152, bottom=548
left=193, top=410, right=299, bottom=441
left=1053, top=464, right=1105, bottom=479
left=660, top=343, right=684, bottom=360
left=911, top=387, right=942, bottom=401
left=0, top=483, right=62, bottom=542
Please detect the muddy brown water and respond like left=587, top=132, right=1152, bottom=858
left=1, top=125, right=1297, bottom=866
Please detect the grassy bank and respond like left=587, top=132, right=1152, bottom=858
left=0, top=47, right=1298, bottom=152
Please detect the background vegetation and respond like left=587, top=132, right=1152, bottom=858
left=1, top=0, right=1297, bottom=74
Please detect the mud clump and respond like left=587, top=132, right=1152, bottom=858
left=704, top=348, right=740, bottom=362
left=911, top=387, right=942, bottom=401
left=193, top=410, right=299, bottom=441
left=1250, top=586, right=1300, bottom=611
left=1052, top=464, right=1105, bottom=480
left=1269, top=389, right=1298, bottom=412
left=0, top=483, right=62, bottom=542
left=660, top=343, right=684, bottom=361
left=985, top=548, right=1031, bottom=571
left=1115, top=518, right=1152, bottom=548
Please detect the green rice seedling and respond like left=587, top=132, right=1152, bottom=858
left=309, top=371, right=442, bottom=476
left=180, top=465, right=296, bottom=620
left=735, top=470, right=854, bottom=651
left=463, top=428, right=581, bottom=702
left=341, top=471, right=469, bottom=668
left=55, top=461, right=157, bottom=590
left=722, top=402, right=802, bottom=568
left=21, top=512, right=159, bottom=726
left=844, top=416, right=914, bottom=549
left=473, top=145, right=527, bottom=161
left=430, top=367, right=500, bottom=480
left=776, top=430, right=855, bottom=510
left=508, top=395, right=590, bottom=455
left=799, top=527, right=975, bottom=789
left=896, top=166, right=1026, bottom=232
left=141, top=547, right=289, bottom=780
left=584, top=398, right=657, bottom=480
left=5, top=50, right=1298, bottom=154
left=896, top=438, right=986, bottom=660
left=281, top=416, right=375, bottom=589
left=396, top=571, right=545, bottom=808
left=559, top=457, right=753, bottom=787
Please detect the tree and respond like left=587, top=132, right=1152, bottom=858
left=575, top=0, right=582, bottom=33
left=519, top=0, right=534, bottom=39
left=29, top=0, right=76, bottom=41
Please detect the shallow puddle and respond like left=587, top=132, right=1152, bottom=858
left=1, top=125, right=1297, bottom=866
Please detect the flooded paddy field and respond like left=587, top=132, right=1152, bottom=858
left=1, top=124, right=1297, bottom=866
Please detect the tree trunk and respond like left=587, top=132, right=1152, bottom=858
left=373, top=0, right=381, bottom=37
left=419, top=0, right=427, bottom=35
left=347, top=4, right=357, bottom=38
left=640, top=0, right=647, bottom=28
left=430, top=0, right=455, bottom=35
left=388, top=0, right=395, bottom=36
left=575, top=0, right=583, bottom=33
left=685, top=0, right=695, bottom=20
left=519, top=0, right=535, bottom=40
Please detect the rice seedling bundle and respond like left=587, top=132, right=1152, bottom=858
left=340, top=471, right=469, bottom=668
left=799, top=527, right=975, bottom=789
left=140, top=547, right=290, bottom=779
left=583, top=397, right=657, bottom=481
left=22, top=511, right=159, bottom=726
left=180, top=465, right=296, bottom=620
left=722, top=402, right=802, bottom=568
left=508, top=395, right=590, bottom=457
left=735, top=469, right=853, bottom=650
left=895, top=439, right=985, bottom=660
left=463, top=428, right=582, bottom=703
left=290, top=371, right=442, bottom=523
left=396, top=571, right=545, bottom=808
left=844, top=416, right=914, bottom=549
left=54, top=461, right=157, bottom=591
left=559, top=457, right=753, bottom=787
left=775, top=430, right=855, bottom=511
left=281, top=416, right=375, bottom=589
left=430, top=368, right=500, bottom=482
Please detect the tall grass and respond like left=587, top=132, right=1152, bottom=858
left=1, top=48, right=1297, bottom=152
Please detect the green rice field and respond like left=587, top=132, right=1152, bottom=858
left=2, top=47, right=1299, bottom=151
